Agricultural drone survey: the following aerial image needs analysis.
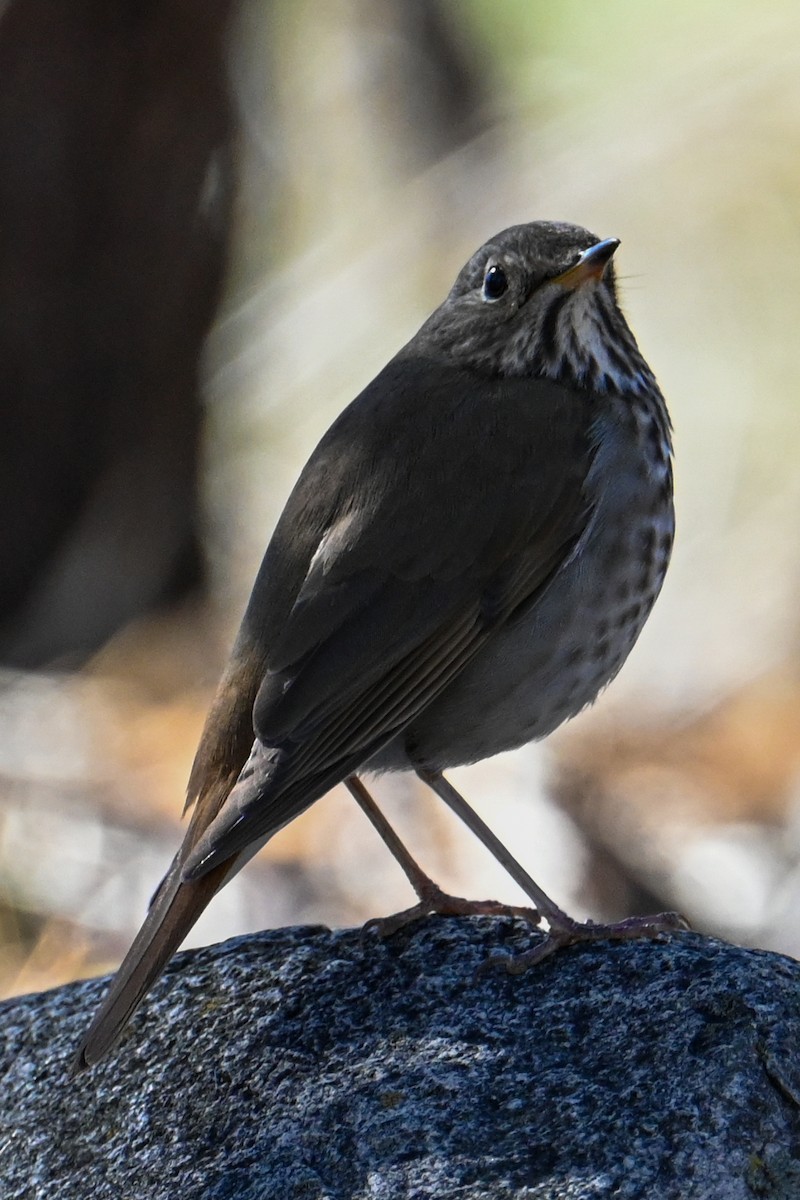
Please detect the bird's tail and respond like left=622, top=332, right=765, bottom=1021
left=71, top=851, right=233, bottom=1073
left=73, top=628, right=271, bottom=1073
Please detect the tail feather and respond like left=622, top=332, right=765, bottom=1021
left=73, top=627, right=269, bottom=1072
left=72, top=855, right=232, bottom=1073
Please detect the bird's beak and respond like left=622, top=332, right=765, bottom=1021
left=553, top=238, right=620, bottom=289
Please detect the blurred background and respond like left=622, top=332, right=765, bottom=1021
left=2, top=0, right=800, bottom=999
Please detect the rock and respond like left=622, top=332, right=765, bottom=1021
left=2, top=919, right=799, bottom=1199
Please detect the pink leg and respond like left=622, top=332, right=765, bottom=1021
left=345, top=775, right=541, bottom=937
left=418, top=768, right=688, bottom=971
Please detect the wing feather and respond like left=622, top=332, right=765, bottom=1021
left=183, top=357, right=594, bottom=878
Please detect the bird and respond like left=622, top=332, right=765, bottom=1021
left=75, top=219, right=683, bottom=1071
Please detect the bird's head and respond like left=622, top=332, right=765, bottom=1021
left=420, top=221, right=654, bottom=396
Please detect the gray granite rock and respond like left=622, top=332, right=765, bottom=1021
left=1, top=919, right=799, bottom=1199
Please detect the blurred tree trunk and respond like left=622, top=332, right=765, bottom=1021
left=0, top=0, right=237, bottom=667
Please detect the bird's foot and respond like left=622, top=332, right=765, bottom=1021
left=480, top=909, right=690, bottom=976
left=362, top=882, right=541, bottom=941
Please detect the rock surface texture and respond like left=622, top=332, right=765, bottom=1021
left=2, top=919, right=799, bottom=1199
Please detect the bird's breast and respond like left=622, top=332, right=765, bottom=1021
left=377, top=390, right=674, bottom=772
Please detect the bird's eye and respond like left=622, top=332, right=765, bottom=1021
left=482, top=263, right=508, bottom=302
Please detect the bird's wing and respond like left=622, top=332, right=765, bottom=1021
left=73, top=357, right=594, bottom=1068
left=183, top=356, right=594, bottom=877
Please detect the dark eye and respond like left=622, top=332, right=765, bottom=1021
left=482, top=263, right=508, bottom=302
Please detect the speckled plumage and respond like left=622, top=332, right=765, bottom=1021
left=76, top=221, right=674, bottom=1068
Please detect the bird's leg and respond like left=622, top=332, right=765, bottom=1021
left=345, top=775, right=541, bottom=938
left=418, top=768, right=689, bottom=972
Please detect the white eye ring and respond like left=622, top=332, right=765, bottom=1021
left=482, top=263, right=508, bottom=302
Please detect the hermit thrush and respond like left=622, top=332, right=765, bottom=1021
left=75, top=220, right=682, bottom=1070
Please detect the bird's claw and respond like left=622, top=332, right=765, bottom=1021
left=361, top=890, right=542, bottom=942
left=476, top=908, right=690, bottom=976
